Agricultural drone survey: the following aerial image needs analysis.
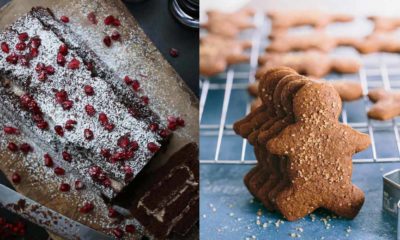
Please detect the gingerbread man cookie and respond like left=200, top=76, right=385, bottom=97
left=200, top=35, right=251, bottom=76
left=202, top=8, right=255, bottom=38
left=267, top=82, right=370, bottom=221
left=352, top=33, right=400, bottom=54
left=257, top=51, right=361, bottom=78
left=368, top=88, right=400, bottom=120
left=368, top=16, right=400, bottom=33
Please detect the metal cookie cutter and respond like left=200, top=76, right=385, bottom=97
left=383, top=169, right=400, bottom=239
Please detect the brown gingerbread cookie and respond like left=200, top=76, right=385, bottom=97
left=267, top=81, right=370, bottom=221
left=352, top=33, right=400, bottom=54
left=267, top=10, right=353, bottom=38
left=202, top=8, right=255, bottom=38
left=367, top=88, right=400, bottom=120
left=368, top=16, right=400, bottom=33
left=200, top=34, right=251, bottom=76
left=266, top=32, right=358, bottom=53
left=256, top=51, right=361, bottom=78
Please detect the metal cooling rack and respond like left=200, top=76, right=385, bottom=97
left=200, top=12, right=400, bottom=164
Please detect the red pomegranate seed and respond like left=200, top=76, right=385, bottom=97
left=85, top=61, right=94, bottom=71
left=124, top=76, right=133, bottom=85
left=84, top=85, right=94, bottom=96
left=36, top=121, right=49, bottom=130
left=129, top=141, right=139, bottom=151
left=118, top=136, right=130, bottom=148
left=4, top=126, right=20, bottom=135
left=88, top=166, right=101, bottom=177
left=37, top=71, right=47, bottom=81
left=110, top=152, right=127, bottom=163
left=112, top=228, right=124, bottom=239
left=141, top=96, right=149, bottom=105
left=18, top=56, right=30, bottom=67
left=54, top=125, right=64, bottom=137
left=176, top=117, right=185, bottom=127
left=87, top=12, right=98, bottom=24
left=54, top=167, right=65, bottom=175
left=100, top=148, right=111, bottom=158
left=57, top=53, right=66, bottom=66
left=108, top=208, right=119, bottom=218
left=167, top=116, right=177, bottom=123
left=98, top=112, right=108, bottom=125
left=103, top=36, right=112, bottom=47
left=75, top=180, right=85, bottom=190
left=30, top=48, right=39, bottom=57
left=1, top=42, right=9, bottom=53
left=62, top=151, right=72, bottom=162
left=67, top=58, right=80, bottom=69
left=30, top=37, right=41, bottom=48
left=32, top=114, right=44, bottom=123
left=15, top=42, right=26, bottom=51
left=58, top=44, right=68, bottom=56
left=84, top=129, right=94, bottom=141
left=125, top=224, right=136, bottom=233
left=111, top=31, right=120, bottom=41
left=55, top=90, right=68, bottom=103
left=62, top=100, right=74, bottom=110
left=168, top=121, right=177, bottom=131
left=169, top=48, right=179, bottom=58
left=60, top=16, right=70, bottom=23
left=159, top=129, right=171, bottom=138
left=149, top=123, right=158, bottom=132
left=147, top=142, right=159, bottom=153
left=44, top=154, right=54, bottom=167
left=85, top=104, right=96, bottom=116
left=59, top=183, right=70, bottom=192
left=20, top=143, right=32, bottom=154
left=104, top=15, right=115, bottom=25
left=7, top=142, right=18, bottom=152
left=45, top=65, right=55, bottom=75
left=18, top=32, right=29, bottom=42
left=123, top=165, right=133, bottom=174
left=79, top=202, right=94, bottom=213
left=6, top=53, right=18, bottom=64
left=65, top=119, right=77, bottom=131
left=11, top=173, right=21, bottom=184
left=104, top=123, right=115, bottom=132
left=35, top=63, right=45, bottom=72
left=132, top=80, right=140, bottom=91
left=103, top=178, right=112, bottom=187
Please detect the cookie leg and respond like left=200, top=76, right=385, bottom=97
left=276, top=187, right=319, bottom=221
left=243, top=165, right=261, bottom=197
left=324, top=184, right=365, bottom=219
left=267, top=156, right=288, bottom=207
left=246, top=147, right=271, bottom=200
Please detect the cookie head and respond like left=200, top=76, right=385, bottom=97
left=293, top=82, right=342, bottom=122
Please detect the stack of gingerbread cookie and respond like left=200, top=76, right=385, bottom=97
left=200, top=8, right=255, bottom=76
left=234, top=67, right=371, bottom=221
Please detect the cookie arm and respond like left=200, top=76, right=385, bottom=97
left=344, top=125, right=371, bottom=152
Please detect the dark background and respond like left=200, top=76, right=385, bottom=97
left=0, top=0, right=198, bottom=239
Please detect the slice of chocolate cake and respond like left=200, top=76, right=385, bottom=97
left=0, top=11, right=169, bottom=199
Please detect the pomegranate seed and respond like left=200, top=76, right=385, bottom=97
left=62, top=151, right=72, bottom=162
left=6, top=53, right=18, bottom=64
left=167, top=116, right=177, bottom=123
left=79, top=202, right=94, bottom=213
left=141, top=96, right=149, bottom=105
left=87, top=12, right=98, bottom=24
left=75, top=180, right=85, bottom=190
left=59, top=183, right=70, bottom=192
left=1, top=42, right=9, bottom=53
left=103, top=178, right=112, bottom=187
left=62, top=100, right=74, bottom=110
left=104, top=15, right=115, bottom=25
left=7, top=142, right=18, bottom=152
left=45, top=65, right=55, bottom=75
left=147, top=142, right=159, bottom=153
left=104, top=123, right=115, bottom=132
left=85, top=104, right=96, bottom=116
left=124, top=76, right=133, bottom=85
left=125, top=224, right=136, bottom=233
left=4, top=126, right=20, bottom=135
left=18, top=32, right=29, bottom=42
left=89, top=166, right=101, bottom=177
left=30, top=37, right=41, bottom=48
left=103, top=36, right=112, bottom=47
left=169, top=48, right=179, bottom=58
left=84, top=129, right=94, bottom=141
left=100, top=148, right=111, bottom=158
left=15, top=42, right=26, bottom=51
left=20, top=143, right=32, bottom=154
left=44, top=154, right=54, bottom=167
left=11, top=173, right=21, bottom=184
left=30, top=48, right=39, bottom=57
left=113, top=18, right=121, bottom=27
left=110, top=152, right=127, bottom=163
left=132, top=80, right=140, bottom=91
left=54, top=125, right=64, bottom=137
left=54, top=167, right=65, bottom=175
left=168, top=121, right=177, bottom=131
left=32, top=114, right=44, bottom=123
left=129, top=141, right=139, bottom=151
left=65, top=119, right=77, bottom=131
left=36, top=121, right=49, bottom=130
left=159, top=129, right=171, bottom=138
left=60, top=16, right=70, bottom=23
left=111, top=31, right=120, bottom=41
left=118, top=136, right=130, bottom=148
left=57, top=53, right=66, bottom=66
left=58, top=44, right=68, bottom=56
left=98, top=112, right=108, bottom=125
left=67, top=58, right=80, bottom=69
left=149, top=123, right=158, bottom=132
left=108, top=208, right=119, bottom=218
left=37, top=71, right=47, bottom=81
left=55, top=90, right=68, bottom=103
left=176, top=117, right=185, bottom=126
left=112, top=228, right=124, bottom=238
left=84, top=85, right=94, bottom=96
left=85, top=61, right=94, bottom=71
left=35, top=63, right=45, bottom=72
left=18, top=55, right=30, bottom=67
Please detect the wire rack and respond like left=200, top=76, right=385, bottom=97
left=200, top=12, right=400, bottom=164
